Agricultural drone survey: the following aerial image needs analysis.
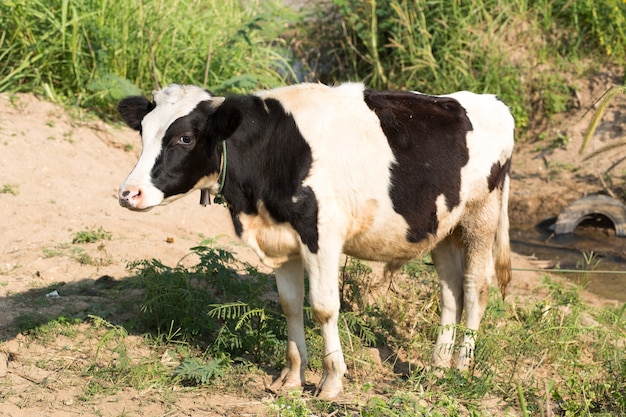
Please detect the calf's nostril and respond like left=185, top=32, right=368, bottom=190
left=120, top=188, right=142, bottom=200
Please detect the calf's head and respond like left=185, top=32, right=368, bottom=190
left=117, top=84, right=238, bottom=210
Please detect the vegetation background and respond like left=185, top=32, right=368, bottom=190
left=0, top=0, right=625, bottom=416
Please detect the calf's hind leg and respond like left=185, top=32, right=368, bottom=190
left=431, top=231, right=465, bottom=368
left=455, top=199, right=499, bottom=370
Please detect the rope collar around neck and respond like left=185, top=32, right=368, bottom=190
left=200, top=140, right=227, bottom=206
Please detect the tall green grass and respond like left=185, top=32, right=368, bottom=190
left=2, top=0, right=625, bottom=130
left=532, top=0, right=626, bottom=60
left=0, top=0, right=296, bottom=115
left=306, top=0, right=626, bottom=130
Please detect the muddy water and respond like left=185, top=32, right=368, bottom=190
left=511, top=219, right=626, bottom=303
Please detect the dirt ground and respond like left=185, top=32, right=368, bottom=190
left=0, top=72, right=624, bottom=416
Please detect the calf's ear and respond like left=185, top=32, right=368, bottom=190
left=207, top=99, right=242, bottom=140
left=117, top=96, right=155, bottom=131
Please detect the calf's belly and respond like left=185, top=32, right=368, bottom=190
left=342, top=229, right=434, bottom=263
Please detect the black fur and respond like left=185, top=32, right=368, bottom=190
left=364, top=90, right=472, bottom=243
left=118, top=93, right=320, bottom=254
left=216, top=97, right=319, bottom=253
left=487, top=157, right=511, bottom=192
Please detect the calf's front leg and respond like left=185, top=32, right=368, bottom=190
left=304, top=246, right=346, bottom=400
left=269, top=258, right=308, bottom=393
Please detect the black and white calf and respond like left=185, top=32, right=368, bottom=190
left=118, top=82, right=514, bottom=399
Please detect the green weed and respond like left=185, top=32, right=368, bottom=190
left=43, top=242, right=111, bottom=266
left=17, top=315, right=82, bottom=342
left=131, top=243, right=288, bottom=367
left=267, top=391, right=312, bottom=417
left=72, top=226, right=112, bottom=244
left=80, top=316, right=173, bottom=398
left=43, top=243, right=70, bottom=258
left=0, top=183, right=19, bottom=196
left=172, top=356, right=227, bottom=386
left=13, top=312, right=52, bottom=335
left=70, top=246, right=111, bottom=266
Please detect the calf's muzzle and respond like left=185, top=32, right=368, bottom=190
left=118, top=186, right=143, bottom=209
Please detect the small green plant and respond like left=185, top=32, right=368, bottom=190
left=43, top=243, right=69, bottom=258
left=71, top=244, right=111, bottom=266
left=62, top=130, right=74, bottom=143
left=72, top=226, right=112, bottom=244
left=267, top=391, right=312, bottom=417
left=0, top=183, right=19, bottom=196
left=402, top=255, right=435, bottom=280
left=533, top=72, right=575, bottom=118
left=172, top=356, right=227, bottom=385
left=548, top=132, right=570, bottom=150
left=341, top=257, right=373, bottom=311
left=12, top=312, right=51, bottom=334
left=44, top=235, right=112, bottom=266
left=71, top=247, right=100, bottom=266
left=17, top=315, right=81, bottom=342
left=576, top=251, right=601, bottom=288
left=131, top=242, right=286, bottom=366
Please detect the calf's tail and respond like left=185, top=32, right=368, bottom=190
left=495, top=171, right=512, bottom=299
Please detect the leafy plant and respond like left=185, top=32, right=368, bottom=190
left=172, top=356, right=227, bottom=386
left=341, top=257, right=373, bottom=311
left=130, top=257, right=219, bottom=344
left=130, top=242, right=287, bottom=366
left=13, top=313, right=53, bottom=335
left=267, top=391, right=312, bottom=417
left=208, top=300, right=285, bottom=364
left=72, top=226, right=112, bottom=244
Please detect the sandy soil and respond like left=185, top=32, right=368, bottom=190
left=0, top=71, right=624, bottom=415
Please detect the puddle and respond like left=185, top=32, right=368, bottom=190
left=511, top=217, right=626, bottom=303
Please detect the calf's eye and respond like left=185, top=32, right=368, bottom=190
left=178, top=135, right=193, bottom=145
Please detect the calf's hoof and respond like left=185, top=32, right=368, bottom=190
left=314, top=386, right=342, bottom=401
left=313, top=376, right=343, bottom=400
left=268, top=368, right=303, bottom=394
